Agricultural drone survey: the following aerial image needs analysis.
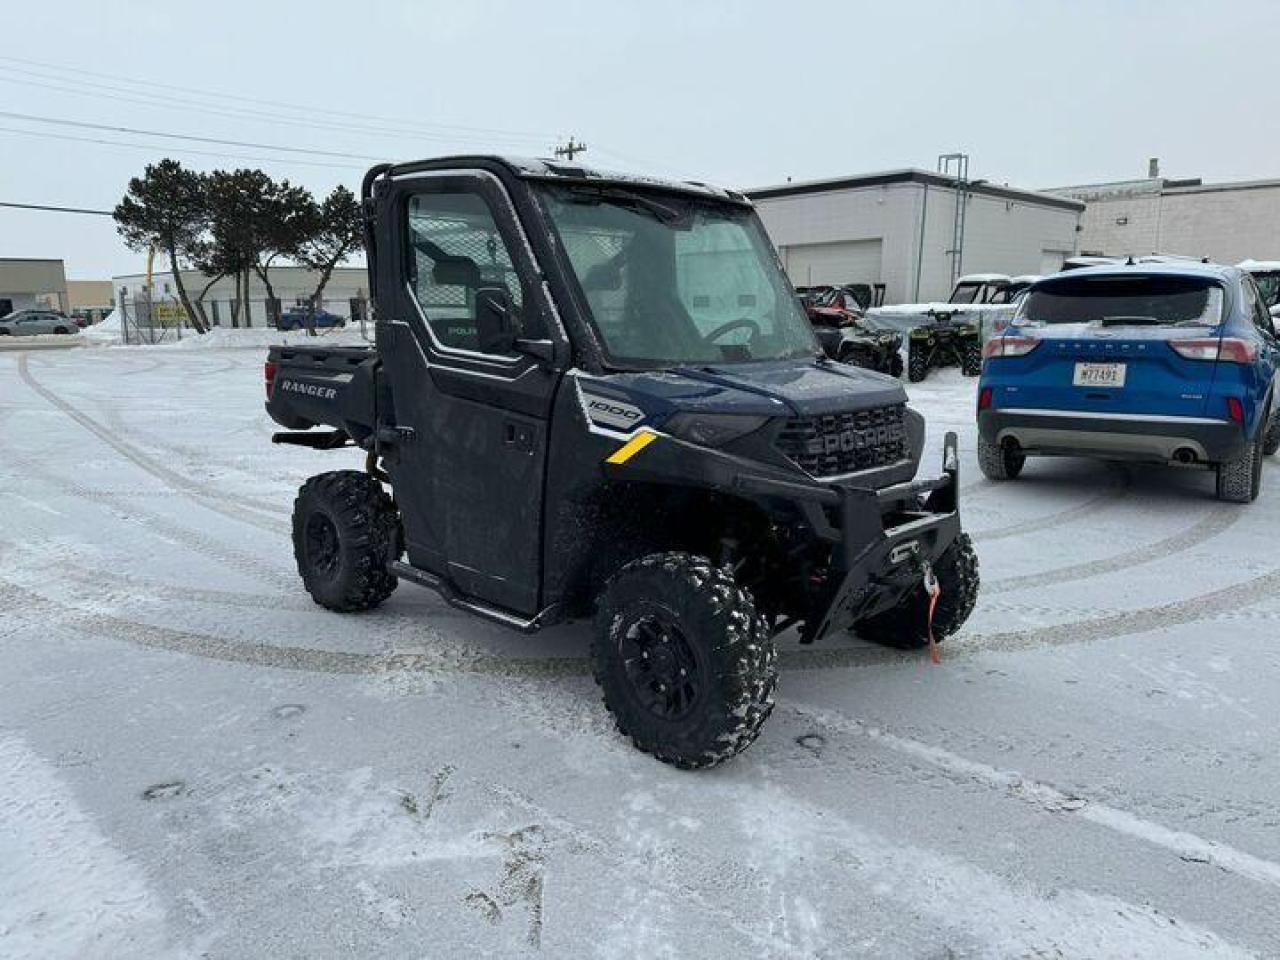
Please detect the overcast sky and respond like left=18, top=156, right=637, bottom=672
left=3, top=0, right=1278, bottom=279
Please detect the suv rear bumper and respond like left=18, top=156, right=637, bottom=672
left=978, top=408, right=1248, bottom=464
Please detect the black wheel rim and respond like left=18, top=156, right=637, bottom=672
left=304, top=512, right=341, bottom=579
left=617, top=608, right=703, bottom=721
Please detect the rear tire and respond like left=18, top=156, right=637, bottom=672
left=54, top=327, right=70, bottom=335
left=292, top=470, right=402, bottom=611
left=854, top=534, right=979, bottom=649
left=977, top=435, right=1025, bottom=480
left=592, top=553, right=777, bottom=769
left=889, top=353, right=905, bottom=378
left=907, top=349, right=929, bottom=383
left=1216, top=436, right=1262, bottom=504
left=961, top=341, right=982, bottom=376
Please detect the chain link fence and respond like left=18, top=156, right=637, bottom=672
left=119, top=295, right=371, bottom=345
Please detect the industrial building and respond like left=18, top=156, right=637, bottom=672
left=748, top=169, right=1084, bottom=303
left=1047, top=162, right=1280, bottom=266
left=0, top=258, right=68, bottom=317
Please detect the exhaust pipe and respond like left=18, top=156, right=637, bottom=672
left=1172, top=447, right=1197, bottom=465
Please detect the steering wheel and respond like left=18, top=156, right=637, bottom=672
left=704, top=317, right=761, bottom=345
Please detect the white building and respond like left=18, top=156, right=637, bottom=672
left=112, top=265, right=369, bottom=324
left=748, top=169, right=1084, bottom=304
left=1047, top=169, right=1280, bottom=266
left=0, top=258, right=68, bottom=316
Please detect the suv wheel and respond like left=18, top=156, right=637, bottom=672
left=593, top=553, right=777, bottom=769
left=854, top=534, right=980, bottom=649
left=1263, top=408, right=1280, bottom=457
left=977, top=435, right=1025, bottom=481
left=1216, top=436, right=1263, bottom=504
left=292, top=470, right=402, bottom=610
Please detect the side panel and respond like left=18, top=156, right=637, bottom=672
left=373, top=169, right=567, bottom=615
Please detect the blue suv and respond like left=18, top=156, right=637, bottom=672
left=977, top=262, right=1280, bottom=502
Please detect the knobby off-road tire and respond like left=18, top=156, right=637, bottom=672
left=292, top=470, right=402, bottom=611
left=854, top=533, right=980, bottom=650
left=907, top=349, right=929, bottom=383
left=593, top=553, right=777, bottom=769
left=977, top=435, right=1025, bottom=481
left=1216, top=435, right=1263, bottom=504
left=961, top=341, right=983, bottom=377
left=889, top=353, right=905, bottom=379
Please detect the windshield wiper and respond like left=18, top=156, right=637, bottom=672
left=568, top=187, right=685, bottom=223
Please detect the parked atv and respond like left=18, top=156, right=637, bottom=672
left=265, top=155, right=978, bottom=770
left=907, top=309, right=982, bottom=382
left=801, top=287, right=903, bottom=376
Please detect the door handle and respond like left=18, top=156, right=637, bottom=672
left=504, top=422, right=535, bottom=453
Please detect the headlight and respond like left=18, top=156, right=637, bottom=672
left=663, top=412, right=769, bottom=447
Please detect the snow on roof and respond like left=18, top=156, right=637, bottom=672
left=1238, top=259, right=1280, bottom=273
left=1009, top=275, right=1041, bottom=285
left=956, top=274, right=1011, bottom=284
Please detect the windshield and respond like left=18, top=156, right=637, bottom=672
left=1014, top=275, right=1224, bottom=328
left=538, top=185, right=818, bottom=367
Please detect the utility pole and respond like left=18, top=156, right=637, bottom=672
left=553, top=137, right=587, bottom=162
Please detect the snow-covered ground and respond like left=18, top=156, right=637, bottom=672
left=2, top=338, right=1279, bottom=958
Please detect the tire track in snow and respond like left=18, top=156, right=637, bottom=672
left=18, top=353, right=288, bottom=535
left=970, top=463, right=1132, bottom=543
left=783, top=700, right=1280, bottom=895
left=987, top=503, right=1241, bottom=593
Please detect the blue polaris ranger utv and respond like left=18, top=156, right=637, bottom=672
left=978, top=261, right=1280, bottom=502
left=264, top=156, right=978, bottom=768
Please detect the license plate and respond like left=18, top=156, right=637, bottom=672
left=1073, top=362, right=1126, bottom=388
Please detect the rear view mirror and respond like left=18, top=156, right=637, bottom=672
left=475, top=286, right=516, bottom=354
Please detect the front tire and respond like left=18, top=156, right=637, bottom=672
left=854, top=534, right=980, bottom=649
left=1216, top=436, right=1262, bottom=503
left=1263, top=408, right=1280, bottom=457
left=907, top=348, right=929, bottom=383
left=292, top=470, right=402, bottom=610
left=593, top=553, right=777, bottom=769
left=977, top=435, right=1025, bottom=480
left=961, top=340, right=982, bottom=376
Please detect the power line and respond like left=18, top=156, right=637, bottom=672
left=0, top=110, right=385, bottom=162
left=0, top=67, right=554, bottom=149
left=0, top=123, right=367, bottom=171
left=0, top=200, right=112, bottom=216
left=0, top=55, right=560, bottom=142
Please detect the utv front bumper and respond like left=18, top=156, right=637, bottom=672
left=734, top=432, right=963, bottom=641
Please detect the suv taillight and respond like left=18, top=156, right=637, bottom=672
left=983, top=336, right=1039, bottom=359
left=264, top=360, right=278, bottom=399
left=1169, top=338, right=1258, bottom=363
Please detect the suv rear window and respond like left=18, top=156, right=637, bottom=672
left=1016, top=275, right=1223, bottom=328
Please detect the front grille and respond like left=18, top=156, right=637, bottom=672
left=776, top=404, right=908, bottom=477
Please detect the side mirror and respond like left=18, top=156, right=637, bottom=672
left=475, top=286, right=517, bottom=355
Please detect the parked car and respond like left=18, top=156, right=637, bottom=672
left=0, top=310, right=81, bottom=336
left=978, top=262, right=1280, bottom=502
left=277, top=308, right=346, bottom=331
left=1238, top=259, right=1280, bottom=315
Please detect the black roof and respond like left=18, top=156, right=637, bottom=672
left=380, top=155, right=751, bottom=205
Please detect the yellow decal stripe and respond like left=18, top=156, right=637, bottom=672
left=605, top=430, right=658, bottom=465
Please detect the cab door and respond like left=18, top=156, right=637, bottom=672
left=375, top=171, right=564, bottom=616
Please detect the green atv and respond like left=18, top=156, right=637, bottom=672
left=907, top=309, right=983, bottom=382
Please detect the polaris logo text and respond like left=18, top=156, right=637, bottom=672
left=279, top=380, right=337, bottom=400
